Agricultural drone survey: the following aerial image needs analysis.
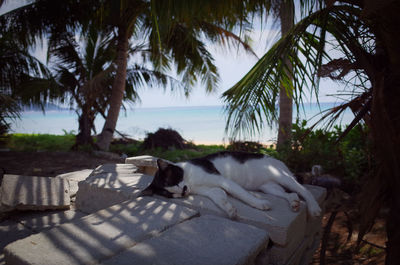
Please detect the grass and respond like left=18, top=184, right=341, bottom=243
left=1, top=134, right=228, bottom=162
left=3, top=133, right=75, bottom=152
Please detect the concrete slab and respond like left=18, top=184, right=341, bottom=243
left=0, top=220, right=35, bottom=265
left=4, top=197, right=198, bottom=265
left=75, top=165, right=325, bottom=246
left=101, top=215, right=269, bottom=265
left=125, top=155, right=163, bottom=176
left=56, top=169, right=93, bottom=199
left=304, top=185, right=326, bottom=237
left=75, top=164, right=152, bottom=213
left=299, top=232, right=321, bottom=265
left=169, top=191, right=308, bottom=246
left=1, top=175, right=70, bottom=211
left=10, top=209, right=88, bottom=232
left=125, top=155, right=158, bottom=167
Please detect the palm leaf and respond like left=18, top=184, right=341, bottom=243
left=222, top=4, right=364, bottom=138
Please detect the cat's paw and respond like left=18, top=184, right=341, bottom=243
left=288, top=193, right=300, bottom=212
left=290, top=200, right=300, bottom=212
left=253, top=199, right=271, bottom=211
left=224, top=202, right=238, bottom=219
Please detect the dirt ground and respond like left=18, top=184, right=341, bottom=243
left=0, top=151, right=123, bottom=178
left=0, top=151, right=387, bottom=264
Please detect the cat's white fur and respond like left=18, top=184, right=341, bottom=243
left=165, top=155, right=322, bottom=218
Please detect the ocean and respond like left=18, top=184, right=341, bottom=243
left=10, top=103, right=354, bottom=144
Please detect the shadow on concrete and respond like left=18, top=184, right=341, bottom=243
left=4, top=164, right=197, bottom=264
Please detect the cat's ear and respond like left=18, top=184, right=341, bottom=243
left=157, top=159, right=170, bottom=171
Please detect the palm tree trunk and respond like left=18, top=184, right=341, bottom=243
left=277, top=0, right=294, bottom=150
left=371, top=76, right=400, bottom=264
left=96, top=28, right=129, bottom=151
left=74, top=105, right=93, bottom=148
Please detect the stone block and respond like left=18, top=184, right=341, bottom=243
left=170, top=191, right=308, bottom=246
left=0, top=220, right=36, bottom=265
left=101, top=215, right=269, bottom=265
left=299, top=232, right=322, bottom=265
left=10, top=209, right=88, bottom=232
left=304, top=185, right=326, bottom=237
left=285, top=235, right=315, bottom=265
left=4, top=197, right=198, bottom=265
left=266, top=228, right=306, bottom=264
left=75, top=164, right=152, bottom=213
left=0, top=175, right=70, bottom=211
left=125, top=155, right=162, bottom=176
left=75, top=165, right=324, bottom=247
left=56, top=169, right=93, bottom=199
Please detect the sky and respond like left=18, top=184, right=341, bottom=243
left=1, top=1, right=345, bottom=109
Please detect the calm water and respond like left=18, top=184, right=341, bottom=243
left=10, top=103, right=354, bottom=144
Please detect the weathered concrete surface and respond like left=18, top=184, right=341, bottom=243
left=299, top=232, right=322, bottom=265
left=258, top=185, right=326, bottom=264
left=0, top=220, right=36, bottom=265
left=56, top=169, right=93, bottom=199
left=10, top=209, right=88, bottom=232
left=125, top=155, right=158, bottom=167
left=102, top=215, right=269, bottom=265
left=304, top=184, right=326, bottom=237
left=169, top=192, right=307, bottom=246
left=75, top=163, right=326, bottom=246
left=75, top=164, right=153, bottom=213
left=125, top=155, right=161, bottom=176
left=4, top=197, right=198, bottom=265
left=0, top=175, right=70, bottom=212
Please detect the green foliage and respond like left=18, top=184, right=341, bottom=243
left=110, top=141, right=226, bottom=162
left=278, top=120, right=372, bottom=190
left=6, top=133, right=75, bottom=151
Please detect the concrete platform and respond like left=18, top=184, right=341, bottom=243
left=75, top=164, right=153, bottom=213
left=9, top=209, right=87, bottom=232
left=1, top=175, right=70, bottom=212
left=56, top=169, right=93, bottom=199
left=4, top=197, right=198, bottom=265
left=2, top=159, right=326, bottom=265
left=101, top=215, right=269, bottom=265
left=75, top=164, right=325, bottom=246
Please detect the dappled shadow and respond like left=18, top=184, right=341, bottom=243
left=3, top=165, right=197, bottom=264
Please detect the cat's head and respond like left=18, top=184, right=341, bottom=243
left=140, top=159, right=189, bottom=198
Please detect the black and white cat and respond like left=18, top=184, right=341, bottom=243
left=141, top=151, right=321, bottom=218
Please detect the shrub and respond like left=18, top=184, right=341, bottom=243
left=278, top=120, right=372, bottom=193
left=142, top=128, right=189, bottom=150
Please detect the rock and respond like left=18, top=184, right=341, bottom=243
left=101, top=215, right=269, bottom=265
left=10, top=209, right=88, bottom=232
left=0, top=220, right=36, bottom=265
left=169, top=192, right=307, bottom=246
left=75, top=165, right=326, bottom=247
left=75, top=164, right=152, bottom=213
left=125, top=155, right=170, bottom=176
left=0, top=175, right=70, bottom=212
left=4, top=197, right=198, bottom=265
left=56, top=169, right=93, bottom=199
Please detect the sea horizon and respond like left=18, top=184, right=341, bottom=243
left=10, top=103, right=354, bottom=144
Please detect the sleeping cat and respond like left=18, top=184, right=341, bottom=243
left=141, top=151, right=321, bottom=218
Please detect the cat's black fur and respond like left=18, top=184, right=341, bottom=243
left=141, top=160, right=184, bottom=198
left=141, top=151, right=265, bottom=198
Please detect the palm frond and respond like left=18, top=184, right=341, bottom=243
left=222, top=4, right=365, bottom=138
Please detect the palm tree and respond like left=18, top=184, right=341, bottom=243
left=0, top=29, right=52, bottom=134
left=43, top=25, right=180, bottom=147
left=95, top=0, right=257, bottom=150
left=223, top=1, right=400, bottom=263
left=277, top=0, right=294, bottom=149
